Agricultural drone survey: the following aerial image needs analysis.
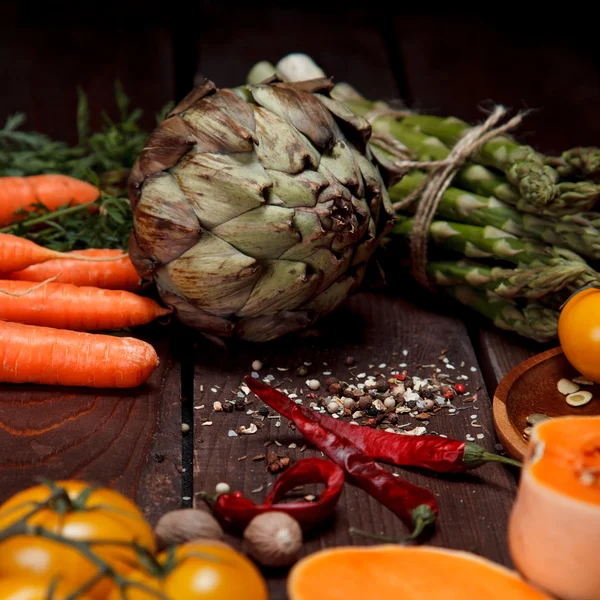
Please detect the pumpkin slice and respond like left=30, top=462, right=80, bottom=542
left=509, top=415, right=600, bottom=600
left=288, top=545, right=550, bottom=600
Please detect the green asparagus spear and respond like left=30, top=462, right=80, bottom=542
left=445, top=285, right=558, bottom=343
left=394, top=215, right=582, bottom=266
left=546, top=147, right=600, bottom=181
left=428, top=259, right=586, bottom=300
left=391, top=170, right=600, bottom=260
left=400, top=114, right=600, bottom=211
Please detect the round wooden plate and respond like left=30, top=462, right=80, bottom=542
left=493, top=346, right=600, bottom=460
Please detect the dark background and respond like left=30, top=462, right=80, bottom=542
left=2, top=3, right=599, bottom=154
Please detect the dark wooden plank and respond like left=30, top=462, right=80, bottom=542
left=0, top=332, right=182, bottom=524
left=193, top=293, right=517, bottom=600
left=476, top=327, right=553, bottom=397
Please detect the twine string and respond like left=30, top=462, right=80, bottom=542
left=365, top=105, right=524, bottom=289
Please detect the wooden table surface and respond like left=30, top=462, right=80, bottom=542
left=1, top=7, right=598, bottom=598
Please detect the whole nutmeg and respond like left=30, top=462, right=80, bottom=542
left=328, top=382, right=342, bottom=395
left=243, top=512, right=303, bottom=568
left=155, top=508, right=224, bottom=549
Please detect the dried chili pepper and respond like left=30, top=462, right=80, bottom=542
left=245, top=377, right=438, bottom=539
left=245, top=377, right=520, bottom=472
left=198, top=457, right=344, bottom=532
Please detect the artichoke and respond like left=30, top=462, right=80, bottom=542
left=129, top=76, right=394, bottom=342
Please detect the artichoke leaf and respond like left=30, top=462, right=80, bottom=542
left=279, top=210, right=333, bottom=261
left=135, top=172, right=201, bottom=264
left=303, top=275, right=355, bottom=313
left=251, top=84, right=340, bottom=151
left=319, top=139, right=364, bottom=198
left=266, top=170, right=328, bottom=208
left=351, top=218, right=378, bottom=267
left=182, top=89, right=257, bottom=154
left=236, top=259, right=322, bottom=318
left=212, top=205, right=300, bottom=259
left=159, top=290, right=235, bottom=338
left=155, top=232, right=260, bottom=316
left=253, top=106, right=320, bottom=173
left=172, top=151, right=270, bottom=229
left=303, top=246, right=353, bottom=293
left=314, top=94, right=371, bottom=148
left=235, top=310, right=314, bottom=342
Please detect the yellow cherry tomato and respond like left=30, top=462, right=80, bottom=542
left=0, top=536, right=117, bottom=599
left=0, top=480, right=155, bottom=570
left=0, top=576, right=97, bottom=599
left=107, top=541, right=268, bottom=600
left=558, top=287, right=600, bottom=383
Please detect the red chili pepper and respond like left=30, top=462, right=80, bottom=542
left=199, top=458, right=344, bottom=532
left=245, top=377, right=438, bottom=538
left=245, top=377, right=520, bottom=472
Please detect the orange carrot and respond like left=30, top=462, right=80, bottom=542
left=0, top=175, right=99, bottom=226
left=0, top=321, right=159, bottom=388
left=0, top=233, right=127, bottom=273
left=6, top=249, right=141, bottom=291
left=0, top=280, right=170, bottom=331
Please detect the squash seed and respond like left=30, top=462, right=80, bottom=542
left=566, top=391, right=593, bottom=407
left=557, top=378, right=580, bottom=395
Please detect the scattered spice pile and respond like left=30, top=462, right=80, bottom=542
left=210, top=349, right=489, bottom=445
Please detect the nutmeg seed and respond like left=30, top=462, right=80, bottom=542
left=243, top=512, right=303, bottom=568
left=155, top=508, right=224, bottom=549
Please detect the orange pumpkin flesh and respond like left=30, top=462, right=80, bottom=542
left=509, top=415, right=600, bottom=600
left=288, top=546, right=550, bottom=600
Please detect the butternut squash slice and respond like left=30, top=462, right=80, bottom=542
left=509, top=415, right=600, bottom=600
left=288, top=545, right=550, bottom=600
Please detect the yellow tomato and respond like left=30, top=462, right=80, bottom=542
left=0, top=480, right=155, bottom=569
left=0, top=576, right=97, bottom=599
left=558, top=287, right=600, bottom=382
left=0, top=536, right=117, bottom=598
left=107, top=541, right=268, bottom=600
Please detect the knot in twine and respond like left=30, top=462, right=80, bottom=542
left=367, top=105, right=524, bottom=290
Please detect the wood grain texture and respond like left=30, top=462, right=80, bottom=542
left=193, top=293, right=517, bottom=600
left=0, top=332, right=182, bottom=524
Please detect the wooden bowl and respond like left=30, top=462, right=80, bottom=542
left=493, top=347, right=600, bottom=460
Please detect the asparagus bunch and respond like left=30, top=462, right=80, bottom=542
left=398, top=114, right=600, bottom=212
left=391, top=171, right=600, bottom=260
left=428, top=260, right=586, bottom=301
left=247, top=54, right=600, bottom=342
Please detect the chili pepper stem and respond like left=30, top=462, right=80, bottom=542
left=195, top=491, right=218, bottom=508
left=480, top=451, right=522, bottom=469
left=349, top=505, right=436, bottom=544
left=463, top=442, right=522, bottom=469
left=348, top=527, right=409, bottom=544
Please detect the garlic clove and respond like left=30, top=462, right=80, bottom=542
left=566, top=391, right=593, bottom=407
